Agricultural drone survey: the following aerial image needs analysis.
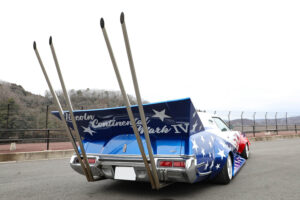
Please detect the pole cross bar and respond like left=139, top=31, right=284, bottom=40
left=100, top=18, right=156, bottom=189
left=33, top=42, right=93, bottom=181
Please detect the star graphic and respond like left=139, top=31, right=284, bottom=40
left=215, top=164, right=220, bottom=170
left=193, top=111, right=197, bottom=118
left=209, top=160, right=214, bottom=170
left=152, top=109, right=171, bottom=122
left=198, top=124, right=203, bottom=130
left=217, top=149, right=226, bottom=160
left=204, top=161, right=209, bottom=170
left=209, top=141, right=212, bottom=148
left=192, top=139, right=199, bottom=153
left=82, top=126, right=95, bottom=136
left=191, top=121, right=198, bottom=132
left=201, top=148, right=205, bottom=157
left=201, top=135, right=205, bottom=143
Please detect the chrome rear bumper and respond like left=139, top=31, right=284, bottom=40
left=70, top=154, right=200, bottom=183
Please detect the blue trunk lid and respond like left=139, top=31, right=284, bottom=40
left=52, top=98, right=204, bottom=155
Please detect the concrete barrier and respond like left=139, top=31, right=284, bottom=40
left=0, top=149, right=74, bottom=162
left=249, top=134, right=300, bottom=142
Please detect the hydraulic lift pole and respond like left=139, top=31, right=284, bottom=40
left=120, top=12, right=161, bottom=189
left=33, top=42, right=92, bottom=181
left=49, top=37, right=94, bottom=181
left=100, top=18, right=156, bottom=189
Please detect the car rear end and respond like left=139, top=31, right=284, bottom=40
left=53, top=98, right=204, bottom=183
left=70, top=153, right=199, bottom=183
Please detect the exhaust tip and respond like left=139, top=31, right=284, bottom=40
left=100, top=18, right=105, bottom=28
left=49, top=36, right=52, bottom=45
left=120, top=12, right=125, bottom=24
left=33, top=41, right=36, bottom=50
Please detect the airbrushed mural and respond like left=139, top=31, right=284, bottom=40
left=53, top=98, right=205, bottom=141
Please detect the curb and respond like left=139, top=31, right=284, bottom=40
left=0, top=149, right=74, bottom=162
left=249, top=134, right=300, bottom=142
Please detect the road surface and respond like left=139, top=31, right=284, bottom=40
left=1, top=138, right=300, bottom=200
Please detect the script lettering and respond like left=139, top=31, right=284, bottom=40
left=65, top=113, right=95, bottom=122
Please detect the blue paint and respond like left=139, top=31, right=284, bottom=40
left=52, top=98, right=246, bottom=182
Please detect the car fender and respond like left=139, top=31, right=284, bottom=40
left=209, top=136, right=232, bottom=179
left=238, top=135, right=250, bottom=154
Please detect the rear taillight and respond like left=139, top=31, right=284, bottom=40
left=159, top=160, right=185, bottom=168
left=88, top=158, right=96, bottom=164
left=173, top=161, right=185, bottom=168
left=159, top=161, right=173, bottom=167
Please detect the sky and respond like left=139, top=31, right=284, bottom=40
left=0, top=0, right=300, bottom=114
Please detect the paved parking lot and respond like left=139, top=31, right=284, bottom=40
left=1, top=138, right=300, bottom=200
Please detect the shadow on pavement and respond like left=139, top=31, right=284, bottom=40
left=86, top=179, right=224, bottom=199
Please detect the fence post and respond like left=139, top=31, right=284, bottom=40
left=6, top=104, right=10, bottom=129
left=241, top=111, right=244, bottom=133
left=46, top=105, right=49, bottom=128
left=285, top=112, right=288, bottom=131
left=265, top=112, right=268, bottom=131
left=253, top=112, right=256, bottom=136
left=46, top=105, right=49, bottom=150
left=295, top=124, right=297, bottom=134
left=228, top=111, right=231, bottom=129
left=275, top=112, right=278, bottom=135
left=46, top=130, right=50, bottom=150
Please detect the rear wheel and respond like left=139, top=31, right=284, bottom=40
left=213, top=155, right=233, bottom=184
left=241, top=143, right=249, bottom=159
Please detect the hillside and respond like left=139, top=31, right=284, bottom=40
left=0, top=80, right=141, bottom=131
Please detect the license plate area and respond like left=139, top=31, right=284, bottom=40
left=114, top=167, right=136, bottom=181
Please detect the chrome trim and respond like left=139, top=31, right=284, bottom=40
left=69, top=154, right=211, bottom=183
left=196, top=162, right=205, bottom=168
left=197, top=171, right=212, bottom=176
left=195, top=162, right=212, bottom=176
left=95, top=154, right=194, bottom=160
left=122, top=144, right=127, bottom=153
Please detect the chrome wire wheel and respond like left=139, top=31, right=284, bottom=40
left=227, top=156, right=233, bottom=180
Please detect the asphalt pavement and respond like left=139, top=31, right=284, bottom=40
left=1, top=138, right=300, bottom=200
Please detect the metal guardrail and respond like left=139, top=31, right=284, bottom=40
left=0, top=129, right=68, bottom=150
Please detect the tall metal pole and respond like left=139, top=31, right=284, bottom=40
left=265, top=112, right=268, bottom=131
left=120, top=12, right=160, bottom=189
left=241, top=111, right=244, bottom=133
left=285, top=112, right=288, bottom=131
left=275, top=112, right=278, bottom=135
left=33, top=41, right=92, bottom=181
left=49, top=37, right=94, bottom=181
left=228, top=111, right=231, bottom=129
left=100, top=18, right=156, bottom=189
left=253, top=112, right=256, bottom=136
